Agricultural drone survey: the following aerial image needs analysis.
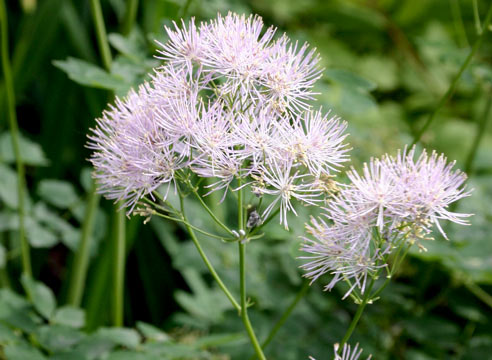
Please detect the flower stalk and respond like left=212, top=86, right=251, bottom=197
left=0, top=0, right=32, bottom=278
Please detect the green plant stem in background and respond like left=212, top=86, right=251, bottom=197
left=464, top=89, right=492, bottom=175
left=121, top=0, right=138, bottom=36
left=412, top=1, right=492, bottom=145
left=449, top=0, right=469, bottom=47
left=67, top=182, right=100, bottom=306
left=112, top=208, right=126, bottom=326
left=338, top=278, right=376, bottom=350
left=90, top=0, right=112, bottom=71
left=0, top=0, right=32, bottom=278
left=239, top=241, right=266, bottom=360
left=463, top=279, right=492, bottom=310
left=179, top=192, right=241, bottom=311
left=256, top=280, right=310, bottom=357
left=473, top=0, right=482, bottom=34
left=89, top=0, right=127, bottom=326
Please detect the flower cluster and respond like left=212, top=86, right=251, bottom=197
left=300, top=146, right=472, bottom=297
left=88, top=12, right=350, bottom=228
left=309, top=343, right=371, bottom=360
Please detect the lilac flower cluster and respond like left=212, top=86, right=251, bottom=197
left=88, top=13, right=350, bottom=228
left=309, top=343, right=371, bottom=360
left=300, top=146, right=472, bottom=297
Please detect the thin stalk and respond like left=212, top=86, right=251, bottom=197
left=152, top=210, right=234, bottom=241
left=239, top=241, right=266, bottom=360
left=112, top=208, right=126, bottom=326
left=339, top=278, right=376, bottom=350
left=464, top=280, right=492, bottom=310
left=412, top=1, right=492, bottom=145
left=89, top=0, right=127, bottom=326
left=67, top=183, right=100, bottom=306
left=178, top=192, right=241, bottom=311
left=189, top=183, right=234, bottom=236
left=464, top=91, right=492, bottom=175
left=252, top=280, right=309, bottom=358
left=121, top=0, right=138, bottom=36
left=450, top=0, right=469, bottom=47
left=473, top=0, right=482, bottom=35
left=0, top=0, right=31, bottom=278
left=90, top=0, right=112, bottom=71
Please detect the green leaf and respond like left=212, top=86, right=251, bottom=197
left=0, top=322, right=19, bottom=344
left=105, top=350, right=149, bottom=360
left=37, top=180, right=78, bottom=209
left=25, top=217, right=58, bottom=248
left=37, top=325, right=85, bottom=352
left=108, top=30, right=147, bottom=62
left=0, top=133, right=49, bottom=166
left=0, top=243, right=6, bottom=269
left=0, top=164, right=19, bottom=208
left=96, top=327, right=141, bottom=349
left=0, top=211, right=18, bottom=231
left=53, top=57, right=131, bottom=93
left=21, top=275, right=56, bottom=319
left=52, top=307, right=85, bottom=329
left=4, top=343, right=47, bottom=360
left=324, top=68, right=377, bottom=92
left=136, top=322, right=170, bottom=343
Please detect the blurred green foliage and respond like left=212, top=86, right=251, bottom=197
left=0, top=0, right=492, bottom=359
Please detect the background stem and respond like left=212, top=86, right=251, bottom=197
left=0, top=0, right=32, bottom=278
left=112, top=208, right=126, bottom=326
left=256, top=280, right=310, bottom=357
left=412, top=1, right=492, bottom=145
left=121, top=0, right=138, bottom=36
left=89, top=0, right=112, bottom=72
left=66, top=181, right=100, bottom=306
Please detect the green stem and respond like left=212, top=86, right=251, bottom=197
left=473, top=0, right=482, bottom=35
left=66, top=182, right=100, bottom=306
left=90, top=0, right=128, bottom=327
left=0, top=0, right=31, bottom=278
left=450, top=0, right=469, bottom=47
left=112, top=206, right=126, bottom=326
left=239, top=242, right=266, bottom=360
left=178, top=192, right=241, bottom=311
left=412, top=1, right=492, bottom=145
left=189, top=182, right=234, bottom=236
left=464, top=280, right=492, bottom=310
left=464, top=90, right=492, bottom=175
left=339, top=278, right=376, bottom=350
left=90, top=0, right=112, bottom=71
left=121, top=0, right=138, bottom=36
left=258, top=281, right=310, bottom=354
left=152, top=209, right=234, bottom=241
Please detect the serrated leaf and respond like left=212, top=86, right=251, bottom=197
left=96, top=327, right=141, bottom=349
left=4, top=343, right=47, bottom=360
left=38, top=180, right=79, bottom=209
left=52, top=306, right=85, bottom=328
left=0, top=243, right=6, bottom=269
left=21, top=275, right=56, bottom=319
left=37, top=325, right=85, bottom=352
left=324, top=68, right=377, bottom=91
left=0, top=164, right=19, bottom=208
left=136, top=322, right=170, bottom=343
left=53, top=57, right=131, bottom=93
left=25, top=217, right=58, bottom=248
left=0, top=133, right=49, bottom=166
